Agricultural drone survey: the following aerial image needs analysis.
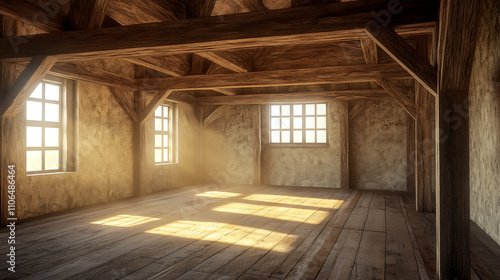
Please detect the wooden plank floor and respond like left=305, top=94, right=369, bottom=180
left=0, top=185, right=498, bottom=279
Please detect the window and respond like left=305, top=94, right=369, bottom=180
left=154, top=104, right=176, bottom=164
left=270, top=103, right=328, bottom=144
left=26, top=77, right=77, bottom=174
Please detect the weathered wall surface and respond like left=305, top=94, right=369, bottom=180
left=350, top=98, right=408, bottom=191
left=143, top=99, right=201, bottom=194
left=469, top=0, right=500, bottom=245
left=202, top=106, right=259, bottom=185
left=16, top=82, right=135, bottom=220
left=262, top=102, right=341, bottom=188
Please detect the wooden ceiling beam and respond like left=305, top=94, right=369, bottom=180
left=0, top=0, right=68, bottom=32
left=232, top=0, right=267, bottom=12
left=67, top=0, right=110, bottom=30
left=376, top=78, right=416, bottom=119
left=366, top=26, right=438, bottom=96
left=135, top=63, right=412, bottom=91
left=1, top=56, right=57, bottom=118
left=197, top=51, right=251, bottom=73
left=49, top=62, right=137, bottom=91
left=0, top=0, right=436, bottom=62
left=106, top=0, right=186, bottom=25
left=187, top=0, right=217, bottom=18
left=138, top=90, right=173, bottom=124
left=197, top=89, right=388, bottom=105
left=125, top=55, right=191, bottom=77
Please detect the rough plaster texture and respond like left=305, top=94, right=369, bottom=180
left=469, top=0, right=500, bottom=245
left=143, top=97, right=201, bottom=194
left=262, top=102, right=341, bottom=188
left=16, top=83, right=134, bottom=220
left=350, top=98, right=408, bottom=191
left=202, top=106, right=258, bottom=185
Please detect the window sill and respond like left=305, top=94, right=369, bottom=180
left=27, top=171, right=77, bottom=177
left=267, top=143, right=330, bottom=148
left=155, top=162, right=179, bottom=167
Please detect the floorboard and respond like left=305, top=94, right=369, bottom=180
left=0, top=186, right=498, bottom=279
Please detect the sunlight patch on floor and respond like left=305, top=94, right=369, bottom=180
left=244, top=194, right=344, bottom=209
left=146, top=220, right=296, bottom=252
left=212, top=203, right=331, bottom=224
left=91, top=215, right=160, bottom=227
left=196, top=191, right=242, bottom=198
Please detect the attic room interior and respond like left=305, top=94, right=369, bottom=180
left=0, top=0, right=499, bottom=279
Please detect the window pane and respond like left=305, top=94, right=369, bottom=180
left=45, top=84, right=60, bottom=101
left=45, top=103, right=59, bottom=122
left=155, top=149, right=162, bottom=163
left=281, top=105, right=290, bottom=116
left=163, top=119, right=169, bottom=132
left=281, top=131, right=290, bottom=143
left=317, top=130, right=327, bottom=143
left=163, top=135, right=169, bottom=147
left=163, top=149, right=169, bottom=162
left=30, top=84, right=43, bottom=99
left=27, top=101, right=43, bottom=121
left=27, top=151, right=42, bottom=172
left=281, top=118, right=290, bottom=129
left=155, top=118, right=162, bottom=131
left=293, top=117, right=302, bottom=129
left=271, top=105, right=280, bottom=116
left=305, top=104, right=315, bottom=115
left=27, top=127, right=42, bottom=147
left=155, top=107, right=162, bottom=117
left=155, top=135, right=162, bottom=148
left=45, top=150, right=59, bottom=170
left=317, top=104, right=327, bottom=115
left=317, top=117, right=327, bottom=129
left=293, top=105, right=303, bottom=116
left=306, top=117, right=315, bottom=129
left=45, top=127, right=59, bottom=147
left=293, top=131, right=303, bottom=143
left=271, top=117, right=280, bottom=129
left=271, top=131, right=280, bottom=143
left=306, top=130, right=316, bottom=143
left=163, top=106, right=169, bottom=118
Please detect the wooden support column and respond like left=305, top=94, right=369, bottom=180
left=340, top=102, right=349, bottom=189
left=253, top=105, right=261, bottom=185
left=0, top=16, right=16, bottom=226
left=133, top=66, right=146, bottom=196
left=436, top=0, right=480, bottom=279
left=415, top=35, right=435, bottom=212
left=407, top=115, right=416, bottom=194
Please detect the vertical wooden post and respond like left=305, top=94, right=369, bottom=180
left=133, top=66, right=147, bottom=196
left=253, top=105, right=261, bottom=185
left=340, top=102, right=349, bottom=189
left=406, top=115, right=416, bottom=194
left=1, top=17, right=17, bottom=226
left=415, top=35, right=435, bottom=212
left=437, top=0, right=480, bottom=278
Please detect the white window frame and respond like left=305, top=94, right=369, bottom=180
left=269, top=103, right=328, bottom=145
left=154, top=103, right=177, bottom=164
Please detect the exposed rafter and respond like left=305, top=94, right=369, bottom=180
left=197, top=51, right=251, bottom=73
left=1, top=56, right=57, bottom=117
left=138, top=90, right=173, bottom=124
left=203, top=106, right=230, bottom=127
left=0, top=0, right=437, bottom=62
left=67, top=0, right=110, bottom=30
left=232, top=0, right=267, bottom=12
left=50, top=62, right=137, bottom=91
left=106, top=0, right=186, bottom=25
left=135, top=63, right=412, bottom=91
left=376, top=79, right=416, bottom=119
left=196, top=89, right=387, bottom=105
left=366, top=26, right=438, bottom=96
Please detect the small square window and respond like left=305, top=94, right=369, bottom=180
left=270, top=103, right=328, bottom=145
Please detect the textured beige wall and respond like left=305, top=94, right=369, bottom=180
left=15, top=82, right=134, bottom=220
left=202, top=106, right=259, bottom=185
left=469, top=0, right=500, bottom=245
left=262, top=102, right=341, bottom=188
left=350, top=98, right=408, bottom=191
